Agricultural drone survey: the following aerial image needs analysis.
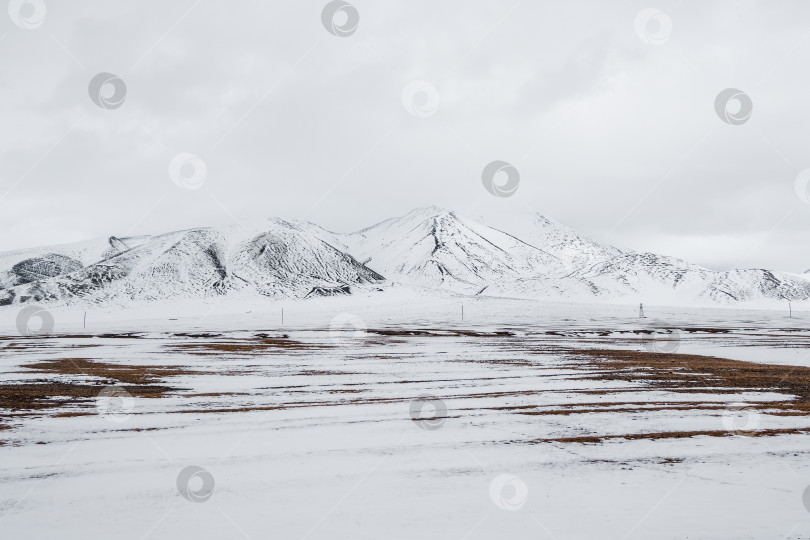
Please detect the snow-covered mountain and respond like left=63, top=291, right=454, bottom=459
left=0, top=219, right=383, bottom=306
left=343, top=207, right=562, bottom=295
left=481, top=212, right=626, bottom=271
left=0, top=207, right=807, bottom=307
left=338, top=207, right=810, bottom=305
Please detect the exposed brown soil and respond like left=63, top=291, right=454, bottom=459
left=24, top=358, right=198, bottom=385
left=511, top=347, right=810, bottom=444
left=514, top=404, right=734, bottom=416
left=531, top=427, right=810, bottom=445
left=0, top=357, right=193, bottom=436
left=173, top=332, right=223, bottom=339
left=176, top=394, right=423, bottom=415
left=51, top=411, right=97, bottom=418
left=291, top=370, right=359, bottom=377
left=179, top=404, right=289, bottom=414
left=23, top=333, right=144, bottom=339
left=1, top=341, right=103, bottom=351
left=0, top=381, right=170, bottom=412
left=368, top=329, right=516, bottom=338
left=182, top=392, right=250, bottom=398
left=569, top=348, right=810, bottom=414
left=170, top=335, right=328, bottom=354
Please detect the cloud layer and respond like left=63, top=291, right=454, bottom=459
left=1, top=0, right=809, bottom=272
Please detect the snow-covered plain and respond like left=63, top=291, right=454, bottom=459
left=2, top=296, right=810, bottom=539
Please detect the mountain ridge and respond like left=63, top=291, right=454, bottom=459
left=0, top=207, right=807, bottom=308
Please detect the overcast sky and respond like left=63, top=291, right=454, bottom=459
left=1, top=0, right=809, bottom=272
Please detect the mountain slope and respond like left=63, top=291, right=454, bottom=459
left=484, top=213, right=626, bottom=271
left=703, top=269, right=810, bottom=303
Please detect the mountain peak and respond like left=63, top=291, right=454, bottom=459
left=404, top=206, right=455, bottom=220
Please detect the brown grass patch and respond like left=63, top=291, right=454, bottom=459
left=531, top=427, right=810, bottom=445
left=170, top=335, right=328, bottom=354
left=516, top=347, right=810, bottom=444
left=24, top=358, right=197, bottom=385
left=368, top=329, right=515, bottom=338
left=0, top=358, right=197, bottom=439
left=0, top=381, right=170, bottom=412
left=173, top=332, right=223, bottom=339
left=515, top=404, right=734, bottom=416
left=571, top=348, right=810, bottom=414
left=182, top=392, right=247, bottom=398
left=291, top=370, right=358, bottom=377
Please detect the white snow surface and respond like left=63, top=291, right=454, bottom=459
left=1, top=299, right=810, bottom=539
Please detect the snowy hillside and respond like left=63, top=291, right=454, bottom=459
left=0, top=219, right=382, bottom=306
left=343, top=207, right=561, bottom=294
left=482, top=212, right=626, bottom=270
left=0, top=207, right=807, bottom=307
left=341, top=207, right=810, bottom=305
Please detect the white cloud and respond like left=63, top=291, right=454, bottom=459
left=0, top=0, right=809, bottom=271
